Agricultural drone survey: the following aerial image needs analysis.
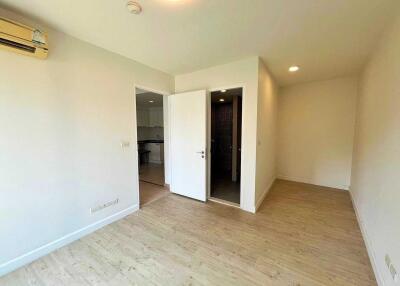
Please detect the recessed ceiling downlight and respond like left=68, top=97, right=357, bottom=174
left=219, top=99, right=225, bottom=102
left=289, top=65, right=300, bottom=72
left=149, top=100, right=154, bottom=103
left=127, top=1, right=142, bottom=14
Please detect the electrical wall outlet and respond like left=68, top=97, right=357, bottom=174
left=90, top=198, right=119, bottom=214
left=385, top=254, right=399, bottom=283
left=385, top=254, right=392, bottom=268
left=390, top=264, right=398, bottom=283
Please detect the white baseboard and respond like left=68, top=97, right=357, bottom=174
left=277, top=174, right=350, bottom=190
left=349, top=192, right=384, bottom=286
left=254, top=178, right=276, bottom=213
left=0, top=204, right=139, bottom=277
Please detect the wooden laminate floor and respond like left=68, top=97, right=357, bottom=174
left=139, top=163, right=164, bottom=186
left=139, top=181, right=169, bottom=207
left=1, top=180, right=376, bottom=286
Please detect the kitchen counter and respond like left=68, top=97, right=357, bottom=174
left=138, top=139, right=164, bottom=144
left=138, top=140, right=164, bottom=164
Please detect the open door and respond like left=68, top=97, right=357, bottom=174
left=170, top=90, right=207, bottom=202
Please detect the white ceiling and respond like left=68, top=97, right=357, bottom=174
left=1, top=0, right=398, bottom=86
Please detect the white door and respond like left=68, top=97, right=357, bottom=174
left=170, top=90, right=207, bottom=202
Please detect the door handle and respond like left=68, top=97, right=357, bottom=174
left=196, top=151, right=205, bottom=154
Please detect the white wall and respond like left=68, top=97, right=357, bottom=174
left=277, top=77, right=358, bottom=190
left=175, top=57, right=259, bottom=212
left=255, top=60, right=278, bottom=209
left=0, top=8, right=174, bottom=275
left=351, top=13, right=400, bottom=286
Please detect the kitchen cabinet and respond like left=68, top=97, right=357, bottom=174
left=149, top=107, right=163, bottom=127
left=137, top=107, right=163, bottom=127
left=137, top=108, right=149, bottom=127
left=147, top=142, right=164, bottom=164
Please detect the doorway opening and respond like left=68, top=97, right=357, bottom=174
left=135, top=87, right=168, bottom=207
left=210, top=88, right=242, bottom=205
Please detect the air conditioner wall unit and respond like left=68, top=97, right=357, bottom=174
left=0, top=17, right=48, bottom=59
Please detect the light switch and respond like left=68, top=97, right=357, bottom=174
left=121, top=141, right=130, bottom=148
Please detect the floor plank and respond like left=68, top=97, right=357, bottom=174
left=1, top=180, right=376, bottom=286
left=139, top=163, right=164, bottom=186
left=139, top=181, right=169, bottom=207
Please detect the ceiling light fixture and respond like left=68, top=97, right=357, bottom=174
left=149, top=100, right=154, bottom=103
left=126, top=1, right=142, bottom=14
left=289, top=66, right=300, bottom=72
left=219, top=99, right=225, bottom=102
left=221, top=89, right=227, bottom=93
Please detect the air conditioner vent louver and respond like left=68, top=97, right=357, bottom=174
left=0, top=37, right=36, bottom=53
left=0, top=17, right=48, bottom=59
